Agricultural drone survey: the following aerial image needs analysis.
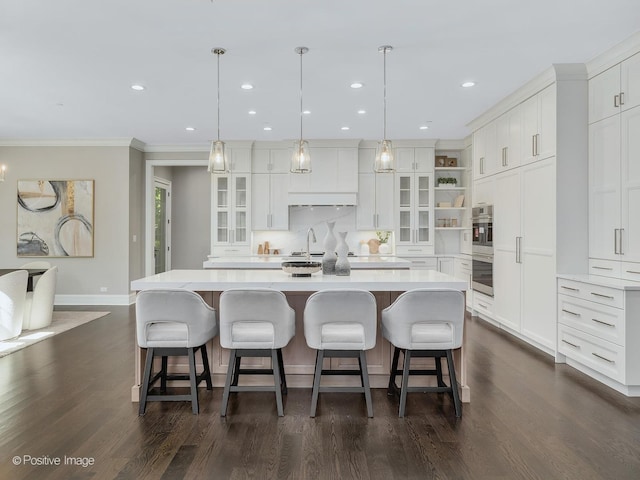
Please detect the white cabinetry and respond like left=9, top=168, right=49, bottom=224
left=521, top=84, right=556, bottom=164
left=454, top=256, right=473, bottom=309
left=356, top=146, right=395, bottom=231
left=211, top=174, right=251, bottom=255
left=589, top=54, right=640, bottom=275
left=589, top=52, right=640, bottom=124
left=473, top=121, right=497, bottom=178
left=394, top=145, right=435, bottom=255
left=251, top=148, right=289, bottom=230
left=495, top=104, right=522, bottom=171
left=557, top=276, right=640, bottom=396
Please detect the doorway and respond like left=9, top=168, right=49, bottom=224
left=154, top=177, right=171, bottom=274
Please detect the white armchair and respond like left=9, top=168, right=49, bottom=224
left=23, top=266, right=58, bottom=330
left=0, top=270, right=28, bottom=341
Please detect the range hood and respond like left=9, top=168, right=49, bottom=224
left=287, top=192, right=357, bottom=206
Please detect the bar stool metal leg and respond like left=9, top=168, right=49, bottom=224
left=399, top=350, right=412, bottom=418
left=360, top=351, right=373, bottom=418
left=446, top=349, right=462, bottom=418
left=139, top=347, right=154, bottom=415
left=310, top=350, right=324, bottom=417
left=221, top=349, right=237, bottom=416
left=272, top=349, right=284, bottom=416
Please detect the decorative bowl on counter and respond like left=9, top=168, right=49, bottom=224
left=281, top=260, right=322, bottom=277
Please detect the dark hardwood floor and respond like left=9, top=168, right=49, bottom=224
left=1, top=305, right=639, bottom=480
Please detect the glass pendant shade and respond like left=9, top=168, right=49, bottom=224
left=291, top=139, right=311, bottom=173
left=374, top=139, right=395, bottom=173
left=208, top=140, right=228, bottom=173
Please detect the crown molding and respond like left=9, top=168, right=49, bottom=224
left=435, top=139, right=467, bottom=150
left=0, top=138, right=142, bottom=148
left=587, top=31, right=640, bottom=78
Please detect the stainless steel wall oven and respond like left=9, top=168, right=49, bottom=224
left=472, top=205, right=494, bottom=296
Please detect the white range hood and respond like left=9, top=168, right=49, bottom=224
left=287, top=192, right=357, bottom=206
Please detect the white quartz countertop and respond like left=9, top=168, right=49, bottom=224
left=203, top=255, right=412, bottom=269
left=131, top=268, right=467, bottom=292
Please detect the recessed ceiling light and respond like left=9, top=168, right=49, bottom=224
left=350, top=82, right=364, bottom=89
left=303, top=110, right=311, bottom=115
left=461, top=81, right=475, bottom=88
left=131, top=84, right=145, bottom=91
left=241, top=83, right=254, bottom=90
left=341, top=126, right=350, bottom=131
left=185, top=127, right=196, bottom=131
left=419, top=125, right=429, bottom=130
left=263, top=126, right=272, bottom=131
left=248, top=110, right=257, bottom=115
left=357, top=109, right=366, bottom=114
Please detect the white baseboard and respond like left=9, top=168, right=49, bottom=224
left=55, top=293, right=136, bottom=306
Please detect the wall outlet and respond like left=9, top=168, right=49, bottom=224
left=100, top=287, right=108, bottom=292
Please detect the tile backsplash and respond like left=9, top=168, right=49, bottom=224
left=251, top=206, right=390, bottom=255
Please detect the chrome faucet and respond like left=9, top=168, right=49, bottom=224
left=306, top=227, right=317, bottom=260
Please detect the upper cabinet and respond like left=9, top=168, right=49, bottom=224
left=473, top=121, right=497, bottom=178
left=495, top=104, right=522, bottom=171
left=251, top=147, right=289, bottom=230
left=356, top=147, right=395, bottom=231
left=521, top=84, right=556, bottom=164
left=395, top=147, right=434, bottom=173
left=211, top=173, right=251, bottom=255
left=589, top=52, right=640, bottom=124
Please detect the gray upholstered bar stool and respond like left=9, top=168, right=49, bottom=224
left=303, top=289, right=377, bottom=418
left=136, top=289, right=218, bottom=415
left=382, top=288, right=464, bottom=418
left=219, top=288, right=295, bottom=417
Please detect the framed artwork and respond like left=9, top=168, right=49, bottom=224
left=435, top=155, right=447, bottom=167
left=17, top=180, right=94, bottom=257
left=446, top=157, right=458, bottom=167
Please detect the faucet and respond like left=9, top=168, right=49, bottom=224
left=306, top=227, right=317, bottom=260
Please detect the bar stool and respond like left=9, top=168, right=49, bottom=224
left=382, top=289, right=464, bottom=418
left=303, top=289, right=377, bottom=418
left=219, top=288, right=295, bottom=417
left=136, top=289, right=218, bottom=415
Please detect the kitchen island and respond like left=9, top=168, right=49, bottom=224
left=130, top=268, right=470, bottom=403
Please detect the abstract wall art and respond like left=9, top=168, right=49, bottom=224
left=17, top=180, right=94, bottom=257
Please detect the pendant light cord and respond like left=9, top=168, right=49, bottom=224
left=299, top=49, right=303, bottom=142
left=383, top=48, right=387, bottom=140
left=217, top=51, right=221, bottom=142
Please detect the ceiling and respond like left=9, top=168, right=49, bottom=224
left=2, top=0, right=639, bottom=148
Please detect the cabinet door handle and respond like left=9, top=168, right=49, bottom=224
left=590, top=292, right=614, bottom=300
left=532, top=135, right=536, bottom=156
left=561, top=309, right=580, bottom=316
left=614, top=228, right=619, bottom=254
left=480, top=157, right=484, bottom=174
left=592, top=318, right=615, bottom=328
left=478, top=302, right=488, bottom=309
left=619, top=228, right=624, bottom=255
left=535, top=134, right=540, bottom=156
left=516, top=236, right=522, bottom=264
left=592, top=265, right=613, bottom=271
left=614, top=94, right=620, bottom=108
left=561, top=285, right=579, bottom=292
left=626, top=270, right=640, bottom=275
left=620, top=92, right=625, bottom=106
left=592, top=352, right=614, bottom=363
left=562, top=339, right=580, bottom=349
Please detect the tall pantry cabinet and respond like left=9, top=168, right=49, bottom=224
left=470, top=65, right=589, bottom=354
left=588, top=51, right=640, bottom=281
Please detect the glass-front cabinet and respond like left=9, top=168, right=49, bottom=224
left=212, top=174, right=251, bottom=254
left=395, top=173, right=432, bottom=249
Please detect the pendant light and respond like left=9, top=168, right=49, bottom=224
left=291, top=46, right=311, bottom=173
left=209, top=47, right=228, bottom=174
left=374, top=45, right=395, bottom=173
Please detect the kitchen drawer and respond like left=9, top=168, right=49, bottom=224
left=620, top=262, right=640, bottom=283
left=558, top=324, right=625, bottom=383
left=557, top=295, right=625, bottom=346
left=395, top=245, right=435, bottom=256
left=214, top=246, right=251, bottom=256
left=473, top=293, right=494, bottom=317
left=588, top=258, right=621, bottom=278
left=557, top=278, right=624, bottom=308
